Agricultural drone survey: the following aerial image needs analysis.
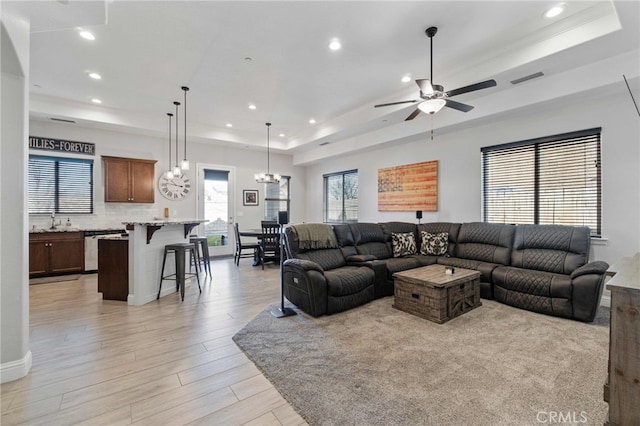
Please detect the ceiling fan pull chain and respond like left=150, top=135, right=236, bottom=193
left=430, top=115, right=434, bottom=141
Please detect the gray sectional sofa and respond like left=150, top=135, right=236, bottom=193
left=282, top=221, right=609, bottom=322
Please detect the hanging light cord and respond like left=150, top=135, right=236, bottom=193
left=182, top=86, right=189, bottom=159
left=266, top=122, right=271, bottom=175
left=174, top=101, right=180, bottom=169
left=167, top=113, right=173, bottom=165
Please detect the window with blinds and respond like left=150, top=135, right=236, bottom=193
left=28, top=155, right=94, bottom=214
left=481, top=128, right=601, bottom=236
left=264, top=176, right=290, bottom=222
left=324, top=170, right=358, bottom=223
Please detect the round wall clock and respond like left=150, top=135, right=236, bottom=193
left=158, top=172, right=192, bottom=200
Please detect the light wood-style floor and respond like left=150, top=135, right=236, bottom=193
left=1, top=258, right=308, bottom=426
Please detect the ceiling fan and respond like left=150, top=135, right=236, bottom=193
left=375, top=26, right=497, bottom=120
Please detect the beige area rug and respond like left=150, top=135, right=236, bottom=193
left=29, top=274, right=81, bottom=285
left=233, top=298, right=610, bottom=426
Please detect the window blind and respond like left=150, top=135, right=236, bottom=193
left=482, top=128, right=601, bottom=236
left=29, top=155, right=94, bottom=214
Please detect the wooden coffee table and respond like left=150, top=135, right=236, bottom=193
left=392, top=264, right=481, bottom=323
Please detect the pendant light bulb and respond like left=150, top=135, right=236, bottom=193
left=181, top=159, right=190, bottom=170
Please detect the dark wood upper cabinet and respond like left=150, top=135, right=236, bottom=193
left=102, top=156, right=157, bottom=203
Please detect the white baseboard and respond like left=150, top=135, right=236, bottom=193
left=0, top=350, right=32, bottom=384
left=600, top=294, right=611, bottom=308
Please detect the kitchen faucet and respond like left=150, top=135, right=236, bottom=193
left=50, top=212, right=61, bottom=229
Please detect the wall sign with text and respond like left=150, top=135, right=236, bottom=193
left=29, top=136, right=95, bottom=156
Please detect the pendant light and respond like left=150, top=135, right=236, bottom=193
left=255, top=122, right=281, bottom=184
left=165, top=112, right=174, bottom=179
left=180, top=86, right=190, bottom=170
left=172, top=101, right=181, bottom=176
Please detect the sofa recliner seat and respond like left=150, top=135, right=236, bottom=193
left=283, top=224, right=375, bottom=316
left=492, top=224, right=608, bottom=322
left=431, top=222, right=515, bottom=299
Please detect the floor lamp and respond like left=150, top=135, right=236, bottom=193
left=271, top=212, right=297, bottom=318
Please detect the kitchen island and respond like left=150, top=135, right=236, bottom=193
left=123, top=219, right=207, bottom=305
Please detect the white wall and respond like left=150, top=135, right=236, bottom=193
left=27, top=120, right=307, bottom=230
left=305, top=87, right=640, bottom=267
left=1, top=8, right=32, bottom=383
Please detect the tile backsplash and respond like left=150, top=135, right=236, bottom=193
left=29, top=203, right=160, bottom=230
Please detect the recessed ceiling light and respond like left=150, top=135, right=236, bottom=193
left=91, top=98, right=102, bottom=104
left=401, top=74, right=412, bottom=83
left=279, top=133, right=285, bottom=137
left=545, top=5, right=564, bottom=18
left=329, top=38, right=342, bottom=51
left=79, top=30, right=95, bottom=40
left=248, top=104, right=256, bottom=110
left=226, top=123, right=233, bottom=128
left=309, top=118, right=316, bottom=124
left=88, top=72, right=102, bottom=80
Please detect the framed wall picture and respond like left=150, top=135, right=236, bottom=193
left=243, top=190, right=259, bottom=206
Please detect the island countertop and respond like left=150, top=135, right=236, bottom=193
left=123, top=219, right=208, bottom=245
left=122, top=219, right=207, bottom=226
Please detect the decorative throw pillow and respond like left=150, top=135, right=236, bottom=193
left=391, top=232, right=417, bottom=257
left=420, top=231, right=449, bottom=256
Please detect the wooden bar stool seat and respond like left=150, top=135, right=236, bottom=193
left=158, top=242, right=201, bottom=301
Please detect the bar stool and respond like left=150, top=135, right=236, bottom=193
left=190, top=235, right=212, bottom=276
left=157, top=242, right=201, bottom=301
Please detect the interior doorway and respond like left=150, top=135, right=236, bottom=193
left=196, top=164, right=235, bottom=257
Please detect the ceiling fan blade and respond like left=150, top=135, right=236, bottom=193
left=445, top=99, right=474, bottom=112
left=374, top=99, right=419, bottom=108
left=405, top=108, right=422, bottom=121
left=445, top=79, right=497, bottom=97
left=415, top=79, right=434, bottom=95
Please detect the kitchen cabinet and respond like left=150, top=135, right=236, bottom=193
left=29, top=232, right=84, bottom=277
left=102, top=156, right=157, bottom=203
left=98, top=237, right=129, bottom=301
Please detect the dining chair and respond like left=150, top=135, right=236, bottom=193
left=259, top=222, right=281, bottom=270
left=233, top=223, right=261, bottom=266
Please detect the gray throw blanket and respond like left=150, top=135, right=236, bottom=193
left=294, top=223, right=338, bottom=250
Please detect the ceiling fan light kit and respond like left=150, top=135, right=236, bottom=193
left=374, top=25, right=497, bottom=121
left=418, top=98, right=446, bottom=115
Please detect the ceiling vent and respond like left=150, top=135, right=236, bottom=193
left=50, top=117, right=76, bottom=124
left=510, top=72, right=544, bottom=85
